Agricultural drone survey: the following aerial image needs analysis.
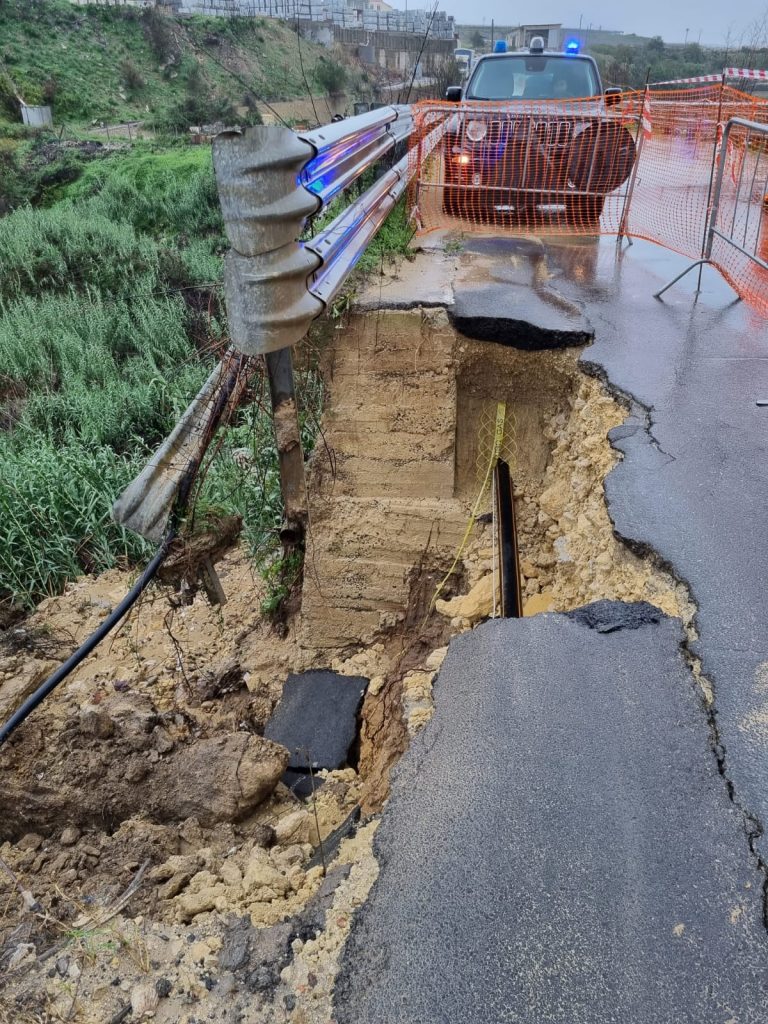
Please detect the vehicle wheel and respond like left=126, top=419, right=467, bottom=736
left=567, top=195, right=605, bottom=225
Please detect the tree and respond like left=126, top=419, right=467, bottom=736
left=469, top=30, right=485, bottom=49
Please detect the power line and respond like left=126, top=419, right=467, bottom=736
left=296, top=11, right=321, bottom=126
left=178, top=22, right=292, bottom=128
left=404, top=0, right=439, bottom=105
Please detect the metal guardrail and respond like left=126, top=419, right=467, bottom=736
left=212, top=104, right=418, bottom=356
left=114, top=106, right=423, bottom=543
left=656, top=117, right=768, bottom=299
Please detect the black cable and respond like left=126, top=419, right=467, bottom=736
left=296, top=12, right=320, bottom=127
left=0, top=530, right=175, bottom=748
left=179, top=24, right=291, bottom=128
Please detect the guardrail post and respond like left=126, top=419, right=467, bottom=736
left=213, top=127, right=325, bottom=544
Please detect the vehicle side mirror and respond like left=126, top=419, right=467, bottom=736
left=605, top=87, right=622, bottom=107
left=445, top=86, right=462, bottom=102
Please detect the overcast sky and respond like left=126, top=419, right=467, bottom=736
left=390, top=1, right=768, bottom=47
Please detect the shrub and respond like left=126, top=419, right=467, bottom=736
left=314, top=59, right=348, bottom=96
left=0, top=70, right=19, bottom=119
left=120, top=58, right=145, bottom=94
left=142, top=7, right=177, bottom=63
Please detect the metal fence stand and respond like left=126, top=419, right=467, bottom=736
left=617, top=86, right=649, bottom=247
left=655, top=116, right=768, bottom=303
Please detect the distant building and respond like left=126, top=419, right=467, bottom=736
left=507, top=24, right=564, bottom=51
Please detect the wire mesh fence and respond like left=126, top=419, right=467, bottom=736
left=407, top=84, right=768, bottom=315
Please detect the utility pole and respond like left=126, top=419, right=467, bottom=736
left=684, top=27, right=689, bottom=46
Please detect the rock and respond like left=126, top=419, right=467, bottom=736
left=407, top=707, right=434, bottom=732
left=155, top=978, right=172, bottom=999
left=164, top=734, right=289, bottom=827
left=79, top=704, right=114, bottom=739
left=402, top=672, right=434, bottom=702
left=17, top=833, right=43, bottom=852
left=367, top=675, right=385, bottom=697
left=152, top=726, right=174, bottom=754
left=175, top=879, right=225, bottom=921
left=7, top=944, right=35, bottom=970
left=0, top=660, right=56, bottom=720
left=150, top=854, right=198, bottom=883
left=251, top=823, right=276, bottom=848
left=424, top=647, right=448, bottom=671
left=554, top=536, right=572, bottom=563
left=435, top=575, right=494, bottom=624
left=524, top=592, right=556, bottom=617
left=220, top=859, right=243, bottom=887
left=274, top=809, right=311, bottom=847
left=158, top=871, right=195, bottom=901
left=242, top=856, right=291, bottom=899
left=130, top=979, right=159, bottom=1017
left=539, top=481, right=569, bottom=519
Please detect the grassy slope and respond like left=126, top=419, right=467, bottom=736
left=0, top=0, right=362, bottom=128
left=0, top=4, right=409, bottom=611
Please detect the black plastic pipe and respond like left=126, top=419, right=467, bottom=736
left=0, top=530, right=175, bottom=748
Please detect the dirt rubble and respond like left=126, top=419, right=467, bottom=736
left=0, top=303, right=696, bottom=1022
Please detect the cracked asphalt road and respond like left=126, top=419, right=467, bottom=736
left=336, top=612, right=768, bottom=1023
left=335, top=238, right=768, bottom=1021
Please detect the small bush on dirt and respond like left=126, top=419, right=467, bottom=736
left=313, top=58, right=347, bottom=96
left=120, top=58, right=145, bottom=94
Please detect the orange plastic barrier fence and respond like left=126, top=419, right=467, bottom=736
left=407, top=85, right=768, bottom=314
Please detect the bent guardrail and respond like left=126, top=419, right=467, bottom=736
left=114, top=105, right=424, bottom=544
left=656, top=117, right=768, bottom=303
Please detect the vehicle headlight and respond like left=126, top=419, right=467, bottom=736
left=465, top=120, right=488, bottom=143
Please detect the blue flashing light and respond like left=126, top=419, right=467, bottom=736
left=565, top=38, right=580, bottom=54
left=493, top=40, right=508, bottom=53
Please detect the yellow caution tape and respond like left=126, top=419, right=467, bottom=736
left=427, top=402, right=506, bottom=615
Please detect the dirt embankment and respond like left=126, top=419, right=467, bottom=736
left=0, top=304, right=693, bottom=1023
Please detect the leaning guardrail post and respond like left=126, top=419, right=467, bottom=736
left=213, top=127, right=325, bottom=543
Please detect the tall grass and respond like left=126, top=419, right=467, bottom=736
left=0, top=150, right=225, bottom=607
left=0, top=440, right=152, bottom=605
left=0, top=204, right=160, bottom=304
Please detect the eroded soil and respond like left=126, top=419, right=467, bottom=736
left=0, top=307, right=693, bottom=1023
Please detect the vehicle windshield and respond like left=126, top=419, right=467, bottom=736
left=466, top=55, right=600, bottom=101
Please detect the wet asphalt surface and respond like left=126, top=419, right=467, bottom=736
left=334, top=236, right=768, bottom=1021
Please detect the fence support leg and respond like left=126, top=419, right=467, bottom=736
left=654, top=260, right=711, bottom=300
left=265, top=348, right=308, bottom=547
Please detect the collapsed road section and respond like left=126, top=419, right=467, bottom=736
left=2, top=231, right=767, bottom=1023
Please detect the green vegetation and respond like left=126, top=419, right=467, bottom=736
left=0, top=0, right=364, bottom=131
left=592, top=38, right=768, bottom=89
left=0, top=5, right=408, bottom=613
left=0, top=141, right=325, bottom=610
